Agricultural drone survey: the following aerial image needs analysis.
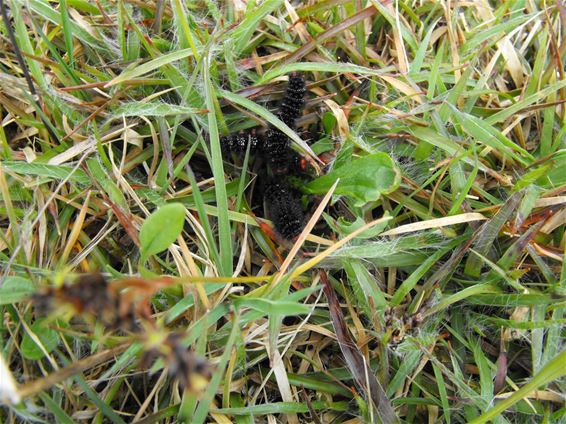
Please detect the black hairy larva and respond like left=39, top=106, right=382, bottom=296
left=261, top=73, right=306, bottom=175
left=277, top=73, right=306, bottom=128
left=221, top=131, right=260, bottom=159
left=261, top=128, right=290, bottom=175
left=264, top=179, right=304, bottom=239
left=261, top=130, right=309, bottom=177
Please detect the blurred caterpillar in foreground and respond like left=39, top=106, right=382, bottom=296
left=32, top=273, right=213, bottom=391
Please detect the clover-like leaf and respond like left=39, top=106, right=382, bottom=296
left=305, top=152, right=400, bottom=206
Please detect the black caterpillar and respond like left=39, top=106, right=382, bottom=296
left=261, top=73, right=306, bottom=176
left=276, top=73, right=306, bottom=128
left=261, top=127, right=291, bottom=175
left=222, top=73, right=309, bottom=239
left=264, top=179, right=305, bottom=240
left=221, top=130, right=260, bottom=159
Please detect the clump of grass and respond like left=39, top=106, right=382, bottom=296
left=1, top=1, right=565, bottom=423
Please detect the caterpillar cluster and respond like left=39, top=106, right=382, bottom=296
left=222, top=73, right=309, bottom=240
left=32, top=273, right=213, bottom=391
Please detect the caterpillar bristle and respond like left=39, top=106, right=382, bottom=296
left=221, top=131, right=260, bottom=159
left=220, top=134, right=235, bottom=158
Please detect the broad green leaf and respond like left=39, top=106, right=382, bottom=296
left=139, top=203, right=186, bottom=262
left=21, top=319, right=60, bottom=360
left=305, top=152, right=400, bottom=206
left=0, top=276, right=35, bottom=305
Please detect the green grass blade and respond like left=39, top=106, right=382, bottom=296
left=203, top=54, right=233, bottom=276
left=468, top=350, right=566, bottom=424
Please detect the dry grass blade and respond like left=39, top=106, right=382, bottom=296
left=0, top=354, right=21, bottom=404
left=271, top=178, right=340, bottom=289
left=17, top=346, right=128, bottom=399
left=381, top=212, right=486, bottom=236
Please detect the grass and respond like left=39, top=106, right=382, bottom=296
left=0, top=0, right=565, bottom=423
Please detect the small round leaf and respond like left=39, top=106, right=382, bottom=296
left=139, top=203, right=186, bottom=262
left=0, top=276, right=35, bottom=305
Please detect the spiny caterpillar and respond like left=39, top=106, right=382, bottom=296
left=276, top=73, right=307, bottom=128
left=264, top=179, right=305, bottom=240
left=261, top=74, right=307, bottom=238
left=262, top=73, right=306, bottom=176
left=221, top=130, right=260, bottom=159
left=261, top=127, right=291, bottom=175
